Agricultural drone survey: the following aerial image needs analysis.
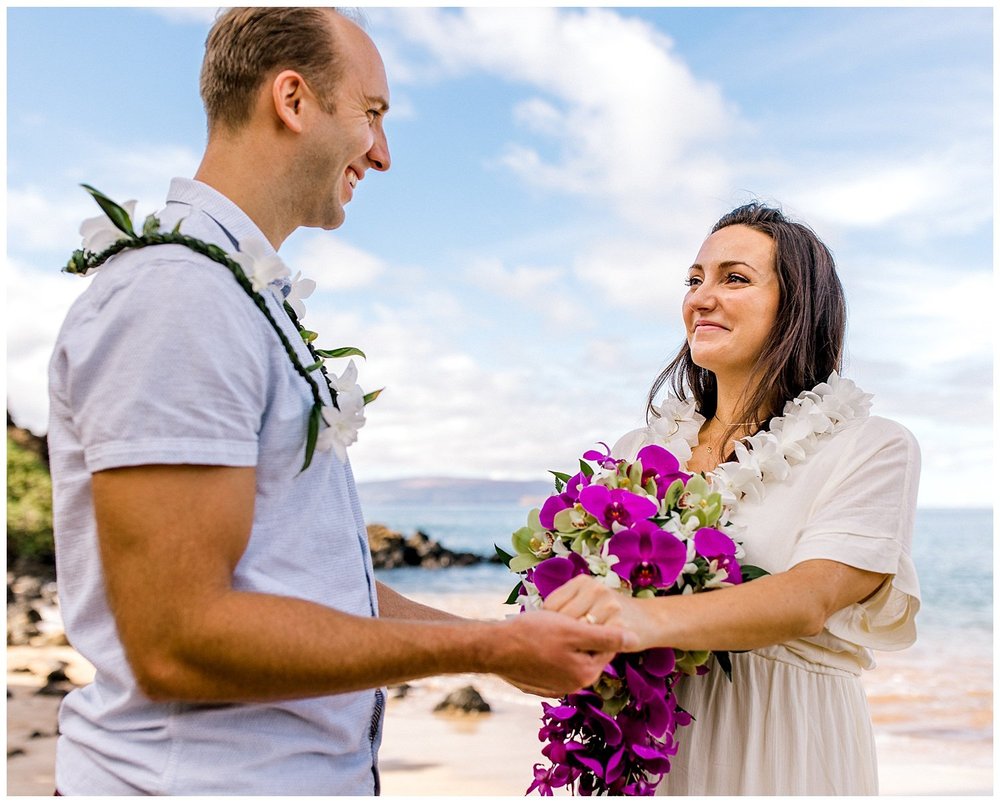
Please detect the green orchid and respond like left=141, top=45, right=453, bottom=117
left=678, top=473, right=725, bottom=528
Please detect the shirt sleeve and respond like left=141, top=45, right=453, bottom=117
left=790, top=417, right=922, bottom=650
left=62, top=250, right=271, bottom=472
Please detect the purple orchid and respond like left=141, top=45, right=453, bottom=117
left=607, top=520, right=687, bottom=590
left=538, top=471, right=591, bottom=529
left=635, top=444, right=690, bottom=498
left=642, top=648, right=676, bottom=678
left=582, top=441, right=622, bottom=469
left=578, top=485, right=658, bottom=531
left=694, top=527, right=742, bottom=585
left=530, top=552, right=590, bottom=599
left=530, top=653, right=694, bottom=797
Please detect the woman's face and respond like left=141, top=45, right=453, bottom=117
left=682, top=224, right=781, bottom=384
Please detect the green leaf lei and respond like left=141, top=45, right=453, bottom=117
left=65, top=184, right=380, bottom=471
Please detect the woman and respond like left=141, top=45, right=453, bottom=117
left=544, top=202, right=920, bottom=795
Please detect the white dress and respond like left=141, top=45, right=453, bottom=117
left=612, top=382, right=921, bottom=795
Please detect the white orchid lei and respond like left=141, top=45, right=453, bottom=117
left=65, top=184, right=380, bottom=470
left=649, top=373, right=872, bottom=509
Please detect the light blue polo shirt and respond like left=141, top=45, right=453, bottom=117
left=48, top=178, right=384, bottom=795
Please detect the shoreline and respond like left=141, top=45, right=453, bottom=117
left=6, top=592, right=992, bottom=796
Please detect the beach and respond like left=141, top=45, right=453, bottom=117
left=5, top=591, right=992, bottom=797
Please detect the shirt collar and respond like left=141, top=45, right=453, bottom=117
left=166, top=177, right=276, bottom=256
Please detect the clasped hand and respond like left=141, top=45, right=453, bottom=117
left=543, top=574, right=654, bottom=651
left=499, top=604, right=639, bottom=698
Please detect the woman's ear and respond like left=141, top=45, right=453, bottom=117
left=271, top=69, right=307, bottom=134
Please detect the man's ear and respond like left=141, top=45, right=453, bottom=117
left=272, top=69, right=307, bottom=134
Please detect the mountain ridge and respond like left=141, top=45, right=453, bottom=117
left=357, top=476, right=554, bottom=507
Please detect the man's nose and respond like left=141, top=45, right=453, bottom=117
left=368, top=127, right=390, bottom=172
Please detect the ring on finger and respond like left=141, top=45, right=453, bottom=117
left=584, top=613, right=598, bottom=625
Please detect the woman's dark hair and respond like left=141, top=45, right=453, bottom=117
left=646, top=201, right=847, bottom=449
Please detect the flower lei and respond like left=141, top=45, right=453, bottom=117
left=647, top=372, right=873, bottom=507
left=64, top=184, right=380, bottom=471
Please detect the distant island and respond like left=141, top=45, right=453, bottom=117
left=357, top=476, right=553, bottom=508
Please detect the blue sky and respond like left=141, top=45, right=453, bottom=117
left=5, top=6, right=994, bottom=507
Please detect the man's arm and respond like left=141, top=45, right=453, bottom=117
left=93, top=464, right=630, bottom=703
left=376, top=582, right=462, bottom=622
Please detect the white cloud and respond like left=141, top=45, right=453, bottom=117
left=291, top=234, right=386, bottom=290
left=6, top=259, right=90, bottom=433
left=777, top=144, right=992, bottom=241
left=7, top=187, right=94, bottom=255
left=149, top=7, right=220, bottom=26
left=8, top=145, right=202, bottom=259
left=377, top=7, right=741, bottom=217
left=572, top=235, right=698, bottom=317
left=463, top=256, right=579, bottom=326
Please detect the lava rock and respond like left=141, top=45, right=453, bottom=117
left=433, top=685, right=491, bottom=714
left=366, top=524, right=485, bottom=570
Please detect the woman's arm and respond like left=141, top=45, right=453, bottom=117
left=544, top=559, right=886, bottom=652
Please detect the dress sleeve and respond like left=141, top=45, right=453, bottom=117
left=61, top=251, right=271, bottom=472
left=790, top=417, right=922, bottom=651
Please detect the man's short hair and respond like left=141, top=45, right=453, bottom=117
left=200, top=6, right=348, bottom=132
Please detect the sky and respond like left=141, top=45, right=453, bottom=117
left=4, top=5, right=995, bottom=508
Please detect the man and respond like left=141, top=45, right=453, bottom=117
left=48, top=8, right=632, bottom=796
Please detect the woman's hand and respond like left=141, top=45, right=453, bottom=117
left=542, top=575, right=652, bottom=652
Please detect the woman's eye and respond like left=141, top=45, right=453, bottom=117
left=725, top=273, right=749, bottom=284
left=684, top=276, right=702, bottom=287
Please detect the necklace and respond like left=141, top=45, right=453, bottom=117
left=712, top=415, right=759, bottom=427
left=705, top=417, right=757, bottom=455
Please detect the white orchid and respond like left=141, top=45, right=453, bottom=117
left=233, top=237, right=290, bottom=292
left=316, top=361, right=367, bottom=462
left=79, top=199, right=138, bottom=257
left=284, top=271, right=317, bottom=320
left=649, top=397, right=704, bottom=464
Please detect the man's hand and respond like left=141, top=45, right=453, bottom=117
left=486, top=609, right=637, bottom=698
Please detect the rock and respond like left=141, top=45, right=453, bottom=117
left=36, top=663, right=76, bottom=697
left=366, top=524, right=486, bottom=570
left=7, top=601, right=42, bottom=646
left=7, top=573, right=67, bottom=646
left=433, top=685, right=491, bottom=715
left=10, top=575, right=43, bottom=600
left=390, top=683, right=411, bottom=699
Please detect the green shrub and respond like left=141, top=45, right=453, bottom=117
left=7, top=434, right=55, bottom=568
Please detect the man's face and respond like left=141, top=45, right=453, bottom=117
left=300, top=18, right=391, bottom=230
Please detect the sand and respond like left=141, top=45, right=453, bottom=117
left=6, top=593, right=993, bottom=796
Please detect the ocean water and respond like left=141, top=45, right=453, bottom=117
left=368, top=503, right=994, bottom=777
left=368, top=504, right=994, bottom=638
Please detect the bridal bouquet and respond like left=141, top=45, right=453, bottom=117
left=498, top=443, right=762, bottom=796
